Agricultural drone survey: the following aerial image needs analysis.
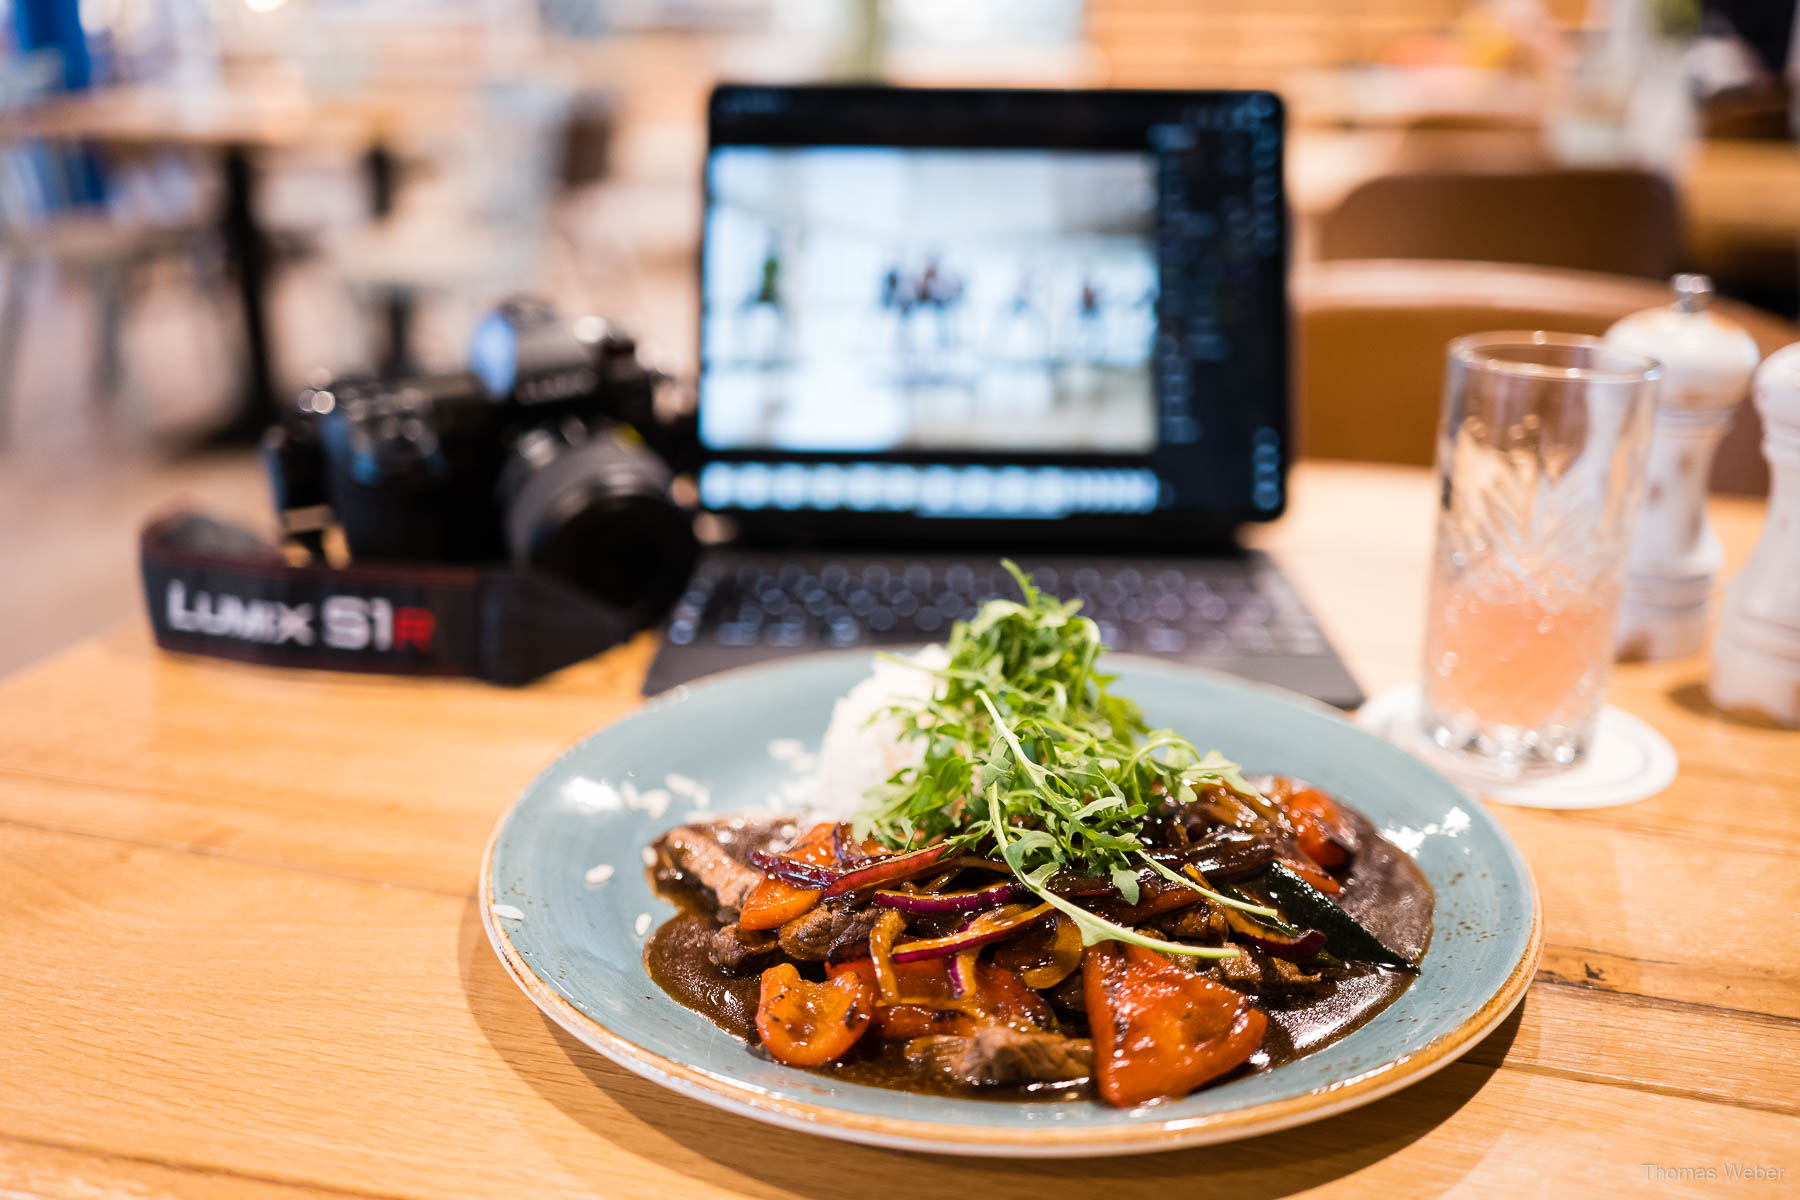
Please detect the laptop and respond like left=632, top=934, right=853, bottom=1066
left=643, top=85, right=1362, bottom=708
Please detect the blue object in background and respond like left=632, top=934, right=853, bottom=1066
left=12, top=0, right=91, bottom=89
left=9, top=0, right=107, bottom=209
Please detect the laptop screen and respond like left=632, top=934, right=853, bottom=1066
left=698, top=86, right=1287, bottom=548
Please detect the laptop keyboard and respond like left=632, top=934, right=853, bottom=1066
left=665, top=555, right=1331, bottom=660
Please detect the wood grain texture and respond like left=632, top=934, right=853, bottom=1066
left=0, top=461, right=1793, bottom=1198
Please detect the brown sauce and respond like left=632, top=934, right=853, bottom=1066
left=646, top=910, right=762, bottom=1038
left=1250, top=808, right=1434, bottom=1070
left=644, top=804, right=1434, bottom=1102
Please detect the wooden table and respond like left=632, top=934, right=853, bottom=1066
left=0, top=461, right=1793, bottom=1198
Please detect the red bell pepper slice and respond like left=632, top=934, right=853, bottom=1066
left=1084, top=941, right=1266, bottom=1107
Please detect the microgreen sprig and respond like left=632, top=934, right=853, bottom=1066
left=854, top=561, right=1271, bottom=952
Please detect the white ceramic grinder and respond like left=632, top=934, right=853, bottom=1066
left=1710, top=341, right=1800, bottom=727
left=1605, top=275, right=1761, bottom=660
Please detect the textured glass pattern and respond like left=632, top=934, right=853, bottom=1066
left=1421, top=333, right=1659, bottom=774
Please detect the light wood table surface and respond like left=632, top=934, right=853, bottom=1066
left=0, top=461, right=1793, bottom=1199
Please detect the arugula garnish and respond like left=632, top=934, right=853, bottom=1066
left=854, top=561, right=1273, bottom=956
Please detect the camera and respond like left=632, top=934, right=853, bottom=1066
left=265, top=299, right=699, bottom=628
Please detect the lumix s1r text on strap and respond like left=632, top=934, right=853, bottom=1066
left=140, top=513, right=633, bottom=684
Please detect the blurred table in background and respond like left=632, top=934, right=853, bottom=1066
left=0, top=79, right=484, bottom=438
left=0, top=460, right=1792, bottom=1198
left=0, top=80, right=469, bottom=152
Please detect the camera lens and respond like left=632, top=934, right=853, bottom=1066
left=500, top=426, right=697, bottom=628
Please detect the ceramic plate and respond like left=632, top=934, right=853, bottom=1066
left=482, top=653, right=1540, bottom=1157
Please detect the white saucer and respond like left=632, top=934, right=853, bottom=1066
left=1355, top=686, right=1678, bottom=810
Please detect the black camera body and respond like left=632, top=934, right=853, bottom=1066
left=266, top=300, right=698, bottom=628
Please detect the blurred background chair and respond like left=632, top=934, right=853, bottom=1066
left=1294, top=258, right=1798, bottom=494
left=325, top=79, right=576, bottom=377
left=1315, top=168, right=1683, bottom=278
left=0, top=49, right=225, bottom=443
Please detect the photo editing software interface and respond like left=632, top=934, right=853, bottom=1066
left=697, top=90, right=1286, bottom=524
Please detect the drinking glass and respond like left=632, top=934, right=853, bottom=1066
left=1421, top=332, right=1661, bottom=775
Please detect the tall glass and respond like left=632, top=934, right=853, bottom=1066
left=1421, top=333, right=1661, bottom=775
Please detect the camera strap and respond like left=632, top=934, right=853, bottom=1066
left=139, top=512, right=637, bottom=685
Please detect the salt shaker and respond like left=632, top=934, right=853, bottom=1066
left=1605, top=275, right=1761, bottom=659
left=1710, top=342, right=1800, bottom=727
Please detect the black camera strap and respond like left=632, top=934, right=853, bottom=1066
left=139, top=512, right=637, bottom=685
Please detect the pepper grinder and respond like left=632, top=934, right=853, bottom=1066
left=1605, top=275, right=1761, bottom=659
left=1710, top=342, right=1800, bottom=727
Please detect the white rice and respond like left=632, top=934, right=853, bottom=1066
left=489, top=903, right=525, bottom=921
left=634, top=912, right=652, bottom=937
left=627, top=645, right=945, bottom=829
left=584, top=864, right=615, bottom=886
left=805, top=644, right=948, bottom=823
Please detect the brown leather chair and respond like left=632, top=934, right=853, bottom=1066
left=1316, top=169, right=1683, bottom=280
left=1294, top=259, right=1798, bottom=495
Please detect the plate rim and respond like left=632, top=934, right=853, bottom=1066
left=480, top=652, right=1544, bottom=1157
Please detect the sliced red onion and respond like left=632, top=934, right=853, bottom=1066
left=1235, top=926, right=1326, bottom=960
left=747, top=850, right=836, bottom=889
left=1223, top=908, right=1327, bottom=961
left=820, top=844, right=951, bottom=899
left=870, top=880, right=1024, bottom=914
left=890, top=903, right=1052, bottom=963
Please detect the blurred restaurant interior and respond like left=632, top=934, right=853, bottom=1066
left=2, top=0, right=1798, bottom=674
left=7, top=1, right=1800, bottom=1190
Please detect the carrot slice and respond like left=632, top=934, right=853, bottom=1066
left=738, top=878, right=824, bottom=931
left=738, top=822, right=839, bottom=931
left=1279, top=857, right=1343, bottom=895
left=755, top=963, right=874, bottom=1066
left=1265, top=777, right=1355, bottom=872
left=1105, top=879, right=1207, bottom=924
left=827, top=957, right=1050, bottom=1040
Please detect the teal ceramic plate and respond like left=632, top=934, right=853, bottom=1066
left=482, top=653, right=1540, bottom=1157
